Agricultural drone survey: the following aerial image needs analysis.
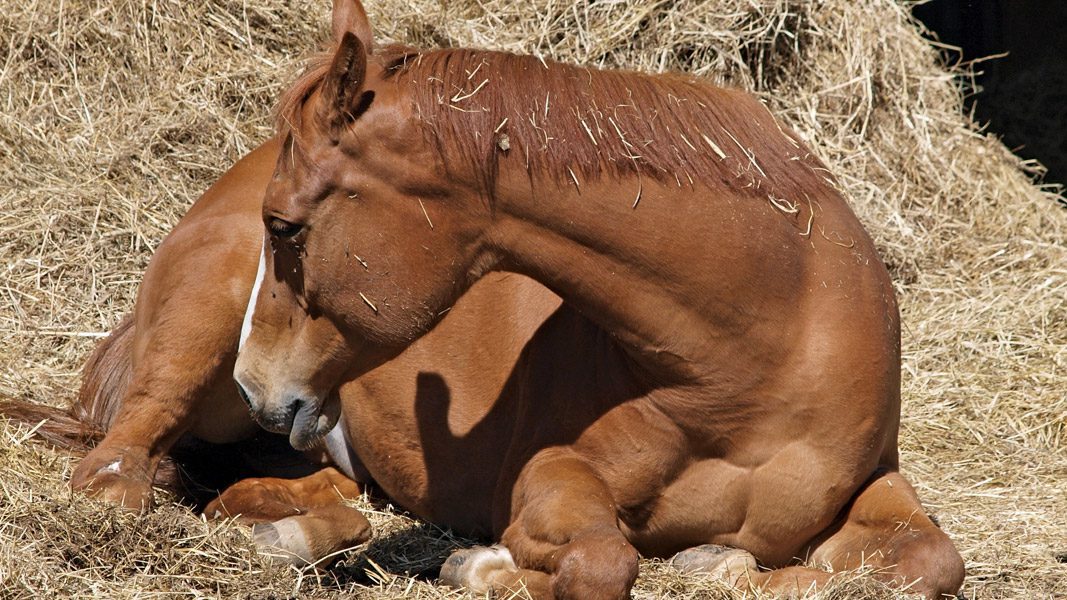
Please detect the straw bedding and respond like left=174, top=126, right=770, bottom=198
left=1, top=0, right=1064, bottom=597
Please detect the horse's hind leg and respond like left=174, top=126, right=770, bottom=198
left=71, top=305, right=255, bottom=510
left=804, top=469, right=964, bottom=599
left=668, top=470, right=962, bottom=599
left=204, top=466, right=371, bottom=566
left=440, top=449, right=638, bottom=600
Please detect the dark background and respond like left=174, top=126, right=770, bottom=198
left=913, top=0, right=1067, bottom=188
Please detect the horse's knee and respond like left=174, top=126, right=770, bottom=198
left=811, top=471, right=965, bottom=599
left=550, top=531, right=639, bottom=600
left=71, top=446, right=154, bottom=511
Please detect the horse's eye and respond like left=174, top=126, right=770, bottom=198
left=268, top=217, right=303, bottom=239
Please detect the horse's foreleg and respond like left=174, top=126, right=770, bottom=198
left=204, top=466, right=371, bottom=566
left=71, top=361, right=227, bottom=510
left=440, top=449, right=638, bottom=600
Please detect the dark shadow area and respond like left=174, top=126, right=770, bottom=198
left=169, top=429, right=325, bottom=509
left=319, top=521, right=479, bottom=587
left=410, top=304, right=653, bottom=538
left=913, top=0, right=1067, bottom=192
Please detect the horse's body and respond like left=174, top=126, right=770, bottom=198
left=234, top=2, right=965, bottom=598
left=66, top=139, right=276, bottom=506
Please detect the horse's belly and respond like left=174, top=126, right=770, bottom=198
left=338, top=394, right=503, bottom=537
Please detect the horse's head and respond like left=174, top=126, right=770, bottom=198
left=234, top=0, right=494, bottom=449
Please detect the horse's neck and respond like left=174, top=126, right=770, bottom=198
left=488, top=170, right=804, bottom=387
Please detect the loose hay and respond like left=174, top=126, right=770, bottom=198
left=1, top=0, right=1065, bottom=598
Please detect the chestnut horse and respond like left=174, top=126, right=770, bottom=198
left=234, top=1, right=965, bottom=598
left=0, top=137, right=373, bottom=554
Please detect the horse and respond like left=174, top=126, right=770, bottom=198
left=233, top=1, right=966, bottom=598
left=0, top=136, right=369, bottom=553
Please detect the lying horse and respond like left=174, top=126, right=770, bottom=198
left=9, top=136, right=375, bottom=549
left=232, top=1, right=965, bottom=598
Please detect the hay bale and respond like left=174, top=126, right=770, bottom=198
left=1, top=0, right=1063, bottom=597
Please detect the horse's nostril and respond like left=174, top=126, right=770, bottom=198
left=236, top=383, right=252, bottom=408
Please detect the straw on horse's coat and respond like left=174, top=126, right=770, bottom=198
left=279, top=45, right=832, bottom=209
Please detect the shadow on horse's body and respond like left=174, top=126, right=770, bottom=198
left=3, top=133, right=568, bottom=562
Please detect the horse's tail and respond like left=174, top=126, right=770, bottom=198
left=0, top=396, right=98, bottom=452
left=73, top=313, right=135, bottom=432
left=0, top=315, right=185, bottom=495
left=0, top=315, right=135, bottom=452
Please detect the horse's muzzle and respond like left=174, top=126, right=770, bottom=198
left=235, top=377, right=337, bottom=451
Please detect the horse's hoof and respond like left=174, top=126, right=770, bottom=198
left=670, top=544, right=757, bottom=584
left=71, top=450, right=154, bottom=512
left=252, top=519, right=314, bottom=566
left=71, top=467, right=153, bottom=512
left=440, top=545, right=517, bottom=593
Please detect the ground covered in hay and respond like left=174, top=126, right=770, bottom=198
left=1, top=0, right=1064, bottom=598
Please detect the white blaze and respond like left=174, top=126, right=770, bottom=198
left=239, top=235, right=267, bottom=351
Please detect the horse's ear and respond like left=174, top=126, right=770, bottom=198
left=332, top=0, right=374, bottom=52
left=319, top=32, right=374, bottom=134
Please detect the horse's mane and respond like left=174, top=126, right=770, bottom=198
left=278, top=44, right=834, bottom=203
left=275, top=49, right=333, bottom=137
